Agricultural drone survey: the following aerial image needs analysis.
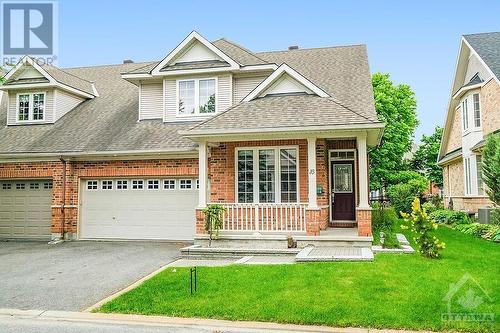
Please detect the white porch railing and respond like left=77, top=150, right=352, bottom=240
left=214, top=203, right=308, bottom=232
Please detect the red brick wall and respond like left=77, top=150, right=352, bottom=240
left=0, top=158, right=198, bottom=238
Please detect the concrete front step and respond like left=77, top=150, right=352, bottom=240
left=180, top=244, right=300, bottom=259
left=294, top=235, right=373, bottom=248
left=181, top=244, right=374, bottom=262
left=194, top=233, right=373, bottom=249
left=295, top=246, right=374, bottom=262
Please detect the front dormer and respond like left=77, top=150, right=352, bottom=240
left=124, top=31, right=276, bottom=123
left=1, top=56, right=96, bottom=125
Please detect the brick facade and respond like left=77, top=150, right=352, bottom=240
left=0, top=158, right=198, bottom=239
left=480, top=79, right=500, bottom=137
left=207, top=138, right=368, bottom=236
left=1, top=137, right=372, bottom=239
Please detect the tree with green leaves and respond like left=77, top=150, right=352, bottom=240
left=369, top=73, right=418, bottom=191
left=411, top=126, right=443, bottom=188
left=482, top=133, right=500, bottom=205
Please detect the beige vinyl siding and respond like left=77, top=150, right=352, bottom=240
left=217, top=74, right=232, bottom=113
left=233, top=74, right=268, bottom=104
left=464, top=54, right=491, bottom=84
left=139, top=82, right=163, bottom=120
left=54, top=89, right=85, bottom=121
left=164, top=78, right=177, bottom=122
left=7, top=89, right=54, bottom=125
left=164, top=74, right=233, bottom=122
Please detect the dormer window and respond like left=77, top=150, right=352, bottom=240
left=177, top=78, right=216, bottom=116
left=17, top=92, right=45, bottom=122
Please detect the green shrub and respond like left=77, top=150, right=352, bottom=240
left=386, top=170, right=425, bottom=186
left=387, top=176, right=427, bottom=216
left=453, top=223, right=500, bottom=242
left=429, top=209, right=471, bottom=225
left=372, top=206, right=398, bottom=231
left=422, top=201, right=437, bottom=214
left=401, top=198, right=445, bottom=258
left=428, top=194, right=444, bottom=209
left=491, top=208, right=500, bottom=225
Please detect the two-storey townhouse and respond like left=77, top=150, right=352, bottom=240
left=0, top=31, right=383, bottom=244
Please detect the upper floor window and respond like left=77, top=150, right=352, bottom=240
left=461, top=98, right=469, bottom=131
left=17, top=92, right=45, bottom=122
left=473, top=93, right=481, bottom=127
left=177, top=78, right=216, bottom=116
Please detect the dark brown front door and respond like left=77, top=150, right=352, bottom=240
left=331, top=161, right=355, bottom=221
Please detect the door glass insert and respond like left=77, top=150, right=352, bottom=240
left=333, top=164, right=352, bottom=193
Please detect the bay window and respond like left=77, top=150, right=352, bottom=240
left=17, top=92, right=45, bottom=122
left=237, top=147, right=298, bottom=203
left=177, top=78, right=216, bottom=116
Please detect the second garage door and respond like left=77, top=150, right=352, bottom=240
left=80, top=178, right=198, bottom=240
left=0, top=180, right=53, bottom=240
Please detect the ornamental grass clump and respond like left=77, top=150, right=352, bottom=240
left=401, top=198, right=445, bottom=258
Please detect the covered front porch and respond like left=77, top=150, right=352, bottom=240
left=192, top=130, right=378, bottom=240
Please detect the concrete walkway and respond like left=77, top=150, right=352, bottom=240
left=0, top=308, right=437, bottom=333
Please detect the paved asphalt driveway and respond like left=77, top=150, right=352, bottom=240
left=0, top=241, right=184, bottom=311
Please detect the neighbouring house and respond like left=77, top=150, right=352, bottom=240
left=438, top=32, right=500, bottom=214
left=0, top=31, right=383, bottom=242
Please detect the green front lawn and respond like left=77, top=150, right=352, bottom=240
left=99, top=227, right=499, bottom=332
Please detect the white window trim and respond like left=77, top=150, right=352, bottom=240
left=131, top=179, right=145, bottom=190
left=147, top=179, right=160, bottom=190
left=86, top=180, right=98, bottom=191
left=234, top=146, right=300, bottom=204
left=461, top=93, right=482, bottom=135
left=163, top=179, right=176, bottom=190
left=175, top=77, right=218, bottom=118
left=179, top=179, right=194, bottom=190
left=101, top=180, right=114, bottom=190
left=16, top=91, right=47, bottom=123
left=116, top=179, right=129, bottom=190
left=472, top=93, right=482, bottom=129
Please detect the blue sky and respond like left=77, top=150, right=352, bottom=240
left=58, top=0, right=500, bottom=140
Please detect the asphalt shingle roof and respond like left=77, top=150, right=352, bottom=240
left=256, top=45, right=377, bottom=120
left=212, top=39, right=267, bottom=66
left=187, top=94, right=380, bottom=134
left=0, top=39, right=378, bottom=154
left=464, top=32, right=500, bottom=80
left=0, top=63, right=197, bottom=155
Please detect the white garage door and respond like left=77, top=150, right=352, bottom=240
left=80, top=178, right=198, bottom=240
left=0, top=180, right=53, bottom=240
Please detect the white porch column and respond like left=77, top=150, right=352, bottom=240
left=307, top=137, right=318, bottom=208
left=357, top=133, right=370, bottom=209
left=198, top=141, right=208, bottom=208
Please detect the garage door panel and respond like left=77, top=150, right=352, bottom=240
left=81, top=178, right=197, bottom=240
left=0, top=180, right=52, bottom=240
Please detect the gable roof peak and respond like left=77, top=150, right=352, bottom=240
left=150, top=31, right=240, bottom=75
left=243, top=63, right=329, bottom=102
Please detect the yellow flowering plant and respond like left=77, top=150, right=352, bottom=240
left=401, top=198, right=445, bottom=258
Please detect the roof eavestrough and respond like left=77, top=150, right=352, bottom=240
left=243, top=63, right=330, bottom=102
left=150, top=31, right=241, bottom=76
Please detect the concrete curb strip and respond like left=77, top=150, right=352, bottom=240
left=0, top=308, right=437, bottom=333
left=0, top=308, right=367, bottom=332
